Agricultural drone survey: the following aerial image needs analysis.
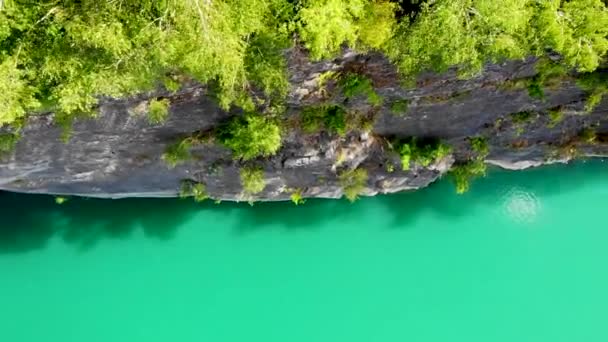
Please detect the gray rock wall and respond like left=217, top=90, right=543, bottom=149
left=1, top=50, right=607, bottom=200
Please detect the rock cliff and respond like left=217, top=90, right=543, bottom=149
left=1, top=50, right=607, bottom=200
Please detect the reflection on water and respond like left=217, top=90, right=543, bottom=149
left=501, top=187, right=542, bottom=224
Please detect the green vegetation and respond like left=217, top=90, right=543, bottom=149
left=511, top=111, right=535, bottom=125
left=301, top=105, right=347, bottom=135
left=340, top=73, right=382, bottom=106
left=162, top=139, right=193, bottom=168
left=218, top=114, right=282, bottom=160
left=180, top=180, right=209, bottom=202
left=390, top=99, right=409, bottom=116
left=240, top=166, right=266, bottom=196
left=450, top=135, right=491, bottom=194
left=579, top=127, right=597, bottom=144
left=54, top=196, right=69, bottom=205
left=526, top=59, right=569, bottom=100
left=290, top=188, right=306, bottom=205
left=451, top=159, right=487, bottom=194
left=148, top=99, right=171, bottom=125
left=339, top=168, right=368, bottom=202
left=0, top=0, right=606, bottom=135
left=547, top=107, right=564, bottom=128
left=577, top=72, right=608, bottom=113
left=297, top=0, right=397, bottom=60
left=469, top=136, right=489, bottom=158
left=387, top=0, right=608, bottom=84
left=0, top=0, right=297, bottom=128
left=394, top=138, right=452, bottom=171
left=0, top=132, right=19, bottom=153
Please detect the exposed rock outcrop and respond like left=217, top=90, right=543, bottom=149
left=1, top=51, right=607, bottom=200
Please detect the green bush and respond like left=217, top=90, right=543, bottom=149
left=451, top=160, right=487, bottom=194
left=577, top=72, right=608, bottom=113
left=240, top=166, right=266, bottom=195
left=0, top=132, right=19, bottom=153
left=148, top=99, right=171, bottom=125
left=162, top=139, right=192, bottom=168
left=290, top=188, right=306, bottom=205
left=547, top=108, right=564, bottom=128
left=469, top=136, right=489, bottom=158
left=301, top=105, right=347, bottom=135
left=340, top=74, right=382, bottom=106
left=511, top=111, right=535, bottom=124
left=395, top=138, right=452, bottom=170
left=179, top=180, right=209, bottom=202
left=219, top=114, right=282, bottom=160
left=390, top=100, right=409, bottom=116
left=339, top=168, right=368, bottom=202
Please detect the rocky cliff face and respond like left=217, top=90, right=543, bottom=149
left=1, top=50, right=607, bottom=200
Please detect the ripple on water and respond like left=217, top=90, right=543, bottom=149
left=500, top=187, right=542, bottom=224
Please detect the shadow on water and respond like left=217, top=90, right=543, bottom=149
left=0, top=160, right=606, bottom=254
left=0, top=195, right=206, bottom=254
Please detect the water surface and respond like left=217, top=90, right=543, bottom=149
left=1, top=161, right=607, bottom=341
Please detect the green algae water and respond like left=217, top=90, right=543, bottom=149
left=1, top=161, right=608, bottom=342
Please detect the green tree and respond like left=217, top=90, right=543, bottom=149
left=219, top=114, right=282, bottom=160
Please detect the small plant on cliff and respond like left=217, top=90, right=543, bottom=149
left=339, top=168, right=368, bottom=202
left=290, top=188, right=306, bottom=205
left=450, top=159, right=487, bottom=195
left=395, top=138, right=452, bottom=171
left=148, top=99, right=171, bottom=125
left=0, top=132, right=19, bottom=154
left=579, top=127, right=597, bottom=144
left=162, top=139, right=193, bottom=168
left=218, top=114, right=282, bottom=161
left=526, top=59, right=569, bottom=100
left=300, top=105, right=347, bottom=136
left=180, top=180, right=209, bottom=202
left=469, top=136, right=489, bottom=158
left=547, top=107, right=565, bottom=128
left=240, top=166, right=266, bottom=196
left=340, top=73, right=383, bottom=106
left=577, top=72, right=608, bottom=113
left=390, top=99, right=409, bottom=116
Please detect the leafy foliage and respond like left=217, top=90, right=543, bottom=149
left=469, top=136, right=489, bottom=158
left=451, top=159, right=487, bottom=194
left=290, top=188, right=306, bottom=205
left=148, top=99, right=170, bottom=125
left=386, top=0, right=608, bottom=82
left=395, top=138, right=452, bottom=171
left=577, top=71, right=608, bottom=113
left=162, top=139, right=192, bottom=168
left=218, top=114, right=282, bottom=160
left=180, top=180, right=209, bottom=202
left=390, top=99, right=409, bottom=116
left=297, top=0, right=397, bottom=60
left=340, top=73, right=382, bottom=106
left=300, top=105, right=347, bottom=135
left=0, top=0, right=293, bottom=127
left=0, top=132, right=19, bottom=153
left=240, top=166, right=266, bottom=195
left=547, top=107, right=564, bottom=128
left=339, top=168, right=368, bottom=202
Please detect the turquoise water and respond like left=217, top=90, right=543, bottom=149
left=1, top=161, right=608, bottom=341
